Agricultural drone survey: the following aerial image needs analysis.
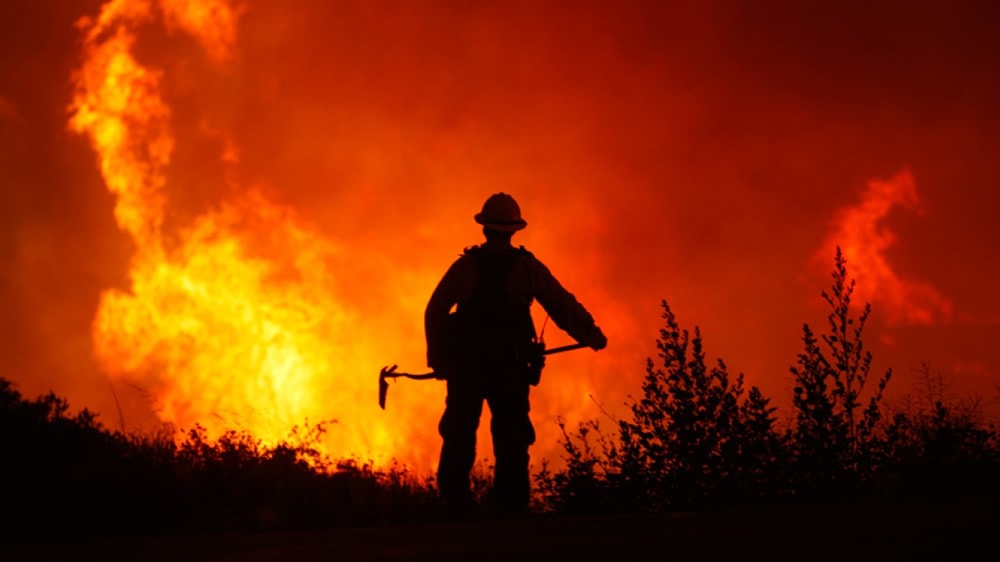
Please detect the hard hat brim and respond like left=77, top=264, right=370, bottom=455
left=475, top=213, right=527, bottom=232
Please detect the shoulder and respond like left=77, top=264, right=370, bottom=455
left=439, top=247, right=478, bottom=276
left=511, top=246, right=552, bottom=278
left=463, top=244, right=532, bottom=261
left=514, top=245, right=544, bottom=266
left=461, top=244, right=483, bottom=257
left=455, top=245, right=485, bottom=269
left=449, top=247, right=475, bottom=268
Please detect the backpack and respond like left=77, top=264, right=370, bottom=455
left=452, top=246, right=537, bottom=376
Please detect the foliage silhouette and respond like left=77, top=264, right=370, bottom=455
left=537, top=249, right=999, bottom=514
left=881, top=363, right=1000, bottom=496
left=789, top=246, right=892, bottom=496
left=533, top=418, right=623, bottom=514
left=0, top=379, right=440, bottom=542
left=535, top=300, right=787, bottom=513
left=616, top=301, right=786, bottom=510
left=3, top=249, right=1000, bottom=540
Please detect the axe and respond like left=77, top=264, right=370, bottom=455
left=378, top=342, right=588, bottom=410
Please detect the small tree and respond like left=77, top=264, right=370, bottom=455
left=790, top=247, right=891, bottom=494
left=615, top=300, right=783, bottom=509
left=538, top=300, right=787, bottom=513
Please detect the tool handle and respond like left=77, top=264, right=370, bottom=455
left=380, top=366, right=438, bottom=380
left=542, top=342, right=589, bottom=355
left=380, top=341, right=585, bottom=383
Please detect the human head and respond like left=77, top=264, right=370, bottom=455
left=474, top=193, right=527, bottom=232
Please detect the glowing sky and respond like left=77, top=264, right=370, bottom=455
left=2, top=1, right=998, bottom=468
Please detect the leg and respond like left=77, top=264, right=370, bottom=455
left=487, top=381, right=535, bottom=517
left=437, top=381, right=483, bottom=518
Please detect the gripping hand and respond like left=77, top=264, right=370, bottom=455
left=588, top=326, right=608, bottom=351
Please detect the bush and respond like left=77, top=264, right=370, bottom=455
left=615, top=301, right=786, bottom=509
left=4, top=248, right=999, bottom=534
left=881, top=364, right=1000, bottom=496
left=788, top=246, right=892, bottom=496
left=0, top=379, right=442, bottom=542
left=537, top=300, right=787, bottom=513
left=537, top=249, right=999, bottom=514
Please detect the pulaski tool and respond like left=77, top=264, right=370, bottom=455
left=378, top=342, right=587, bottom=410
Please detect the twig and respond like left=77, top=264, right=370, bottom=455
left=108, top=380, right=126, bottom=434
left=589, top=394, right=617, bottom=423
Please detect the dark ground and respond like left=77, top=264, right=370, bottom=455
left=2, top=494, right=996, bottom=561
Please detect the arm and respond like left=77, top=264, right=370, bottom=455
left=424, top=257, right=475, bottom=370
left=526, top=257, right=607, bottom=350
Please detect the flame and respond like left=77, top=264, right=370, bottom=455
left=160, top=0, right=240, bottom=62
left=68, top=0, right=444, bottom=468
left=815, top=168, right=953, bottom=326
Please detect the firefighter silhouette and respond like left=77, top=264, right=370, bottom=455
left=425, top=193, right=607, bottom=518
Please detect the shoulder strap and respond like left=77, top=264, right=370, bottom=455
left=457, top=247, right=533, bottom=342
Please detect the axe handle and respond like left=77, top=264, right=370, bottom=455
left=379, top=342, right=588, bottom=408
left=383, top=342, right=587, bottom=380
left=382, top=371, right=438, bottom=380
left=542, top=342, right=589, bottom=355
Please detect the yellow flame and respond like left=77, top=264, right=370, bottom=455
left=160, top=0, right=240, bottom=61
left=69, top=0, right=439, bottom=468
left=70, top=17, right=169, bottom=243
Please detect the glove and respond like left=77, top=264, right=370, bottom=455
left=428, top=350, right=459, bottom=381
left=588, top=326, right=607, bottom=351
left=429, top=357, right=458, bottom=380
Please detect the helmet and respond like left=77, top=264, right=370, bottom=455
left=474, top=192, right=527, bottom=232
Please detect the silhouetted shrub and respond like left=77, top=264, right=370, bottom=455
left=616, top=301, right=786, bottom=509
left=537, top=300, right=788, bottom=513
left=3, top=249, right=999, bottom=536
left=788, top=247, right=892, bottom=497
left=0, top=379, right=442, bottom=542
left=534, top=418, right=624, bottom=514
left=538, top=249, right=999, bottom=514
left=880, top=364, right=1000, bottom=496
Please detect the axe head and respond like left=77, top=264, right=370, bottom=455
left=378, top=365, right=396, bottom=410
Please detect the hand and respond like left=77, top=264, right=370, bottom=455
left=429, top=359, right=457, bottom=381
left=589, top=326, right=607, bottom=351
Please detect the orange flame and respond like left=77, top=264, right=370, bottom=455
left=160, top=0, right=240, bottom=62
left=68, top=0, right=445, bottom=468
left=815, top=168, right=953, bottom=326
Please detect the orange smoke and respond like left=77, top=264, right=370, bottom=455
left=0, top=95, right=15, bottom=118
left=814, top=168, right=954, bottom=326
left=68, top=0, right=447, bottom=469
left=55, top=0, right=994, bottom=476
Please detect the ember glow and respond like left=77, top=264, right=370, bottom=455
left=2, top=1, right=999, bottom=471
